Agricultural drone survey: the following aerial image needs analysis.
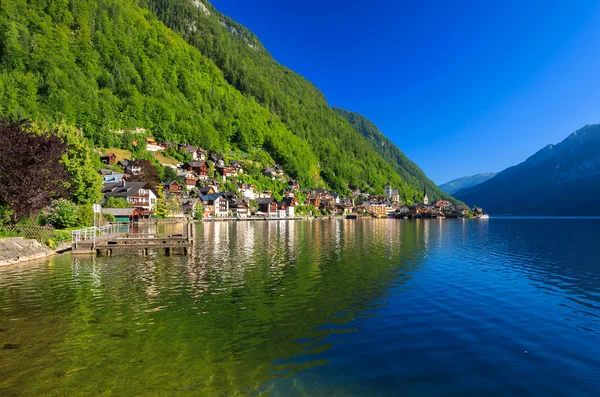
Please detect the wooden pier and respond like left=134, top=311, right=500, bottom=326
left=72, top=223, right=194, bottom=256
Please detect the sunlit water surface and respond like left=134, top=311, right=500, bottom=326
left=1, top=219, right=599, bottom=396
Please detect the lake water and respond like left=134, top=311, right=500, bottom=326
left=1, top=219, right=599, bottom=396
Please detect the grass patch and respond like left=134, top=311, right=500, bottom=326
left=98, top=148, right=133, bottom=162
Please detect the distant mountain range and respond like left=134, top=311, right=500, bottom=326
left=438, top=173, right=497, bottom=195
left=455, top=124, right=600, bottom=215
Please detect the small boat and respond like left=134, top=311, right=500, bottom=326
left=480, top=214, right=490, bottom=219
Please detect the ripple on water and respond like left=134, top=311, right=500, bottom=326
left=0, top=219, right=600, bottom=396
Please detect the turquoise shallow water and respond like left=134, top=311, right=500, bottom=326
left=1, top=219, right=599, bottom=396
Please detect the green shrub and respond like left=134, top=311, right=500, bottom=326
left=48, top=199, right=79, bottom=229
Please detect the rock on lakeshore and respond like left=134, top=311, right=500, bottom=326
left=0, top=237, right=56, bottom=266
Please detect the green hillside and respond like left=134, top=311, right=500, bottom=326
left=0, top=0, right=320, bottom=186
left=0, top=0, right=453, bottom=201
left=137, top=0, right=429, bottom=199
left=333, top=108, right=458, bottom=203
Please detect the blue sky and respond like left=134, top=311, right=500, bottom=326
left=211, top=0, right=600, bottom=184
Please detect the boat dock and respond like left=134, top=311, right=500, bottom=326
left=72, top=223, right=194, bottom=256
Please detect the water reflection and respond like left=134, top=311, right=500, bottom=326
left=1, top=219, right=600, bottom=396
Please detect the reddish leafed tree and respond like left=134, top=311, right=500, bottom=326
left=127, top=159, right=160, bottom=184
left=0, top=119, right=71, bottom=221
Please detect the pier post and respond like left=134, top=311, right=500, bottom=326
left=165, top=247, right=171, bottom=256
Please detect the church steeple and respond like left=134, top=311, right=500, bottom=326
left=423, top=182, right=429, bottom=205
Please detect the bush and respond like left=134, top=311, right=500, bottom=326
left=0, top=204, right=14, bottom=226
left=105, top=197, right=132, bottom=208
left=48, top=199, right=79, bottom=229
left=77, top=204, right=94, bottom=227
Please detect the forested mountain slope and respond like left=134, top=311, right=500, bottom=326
left=138, top=0, right=433, bottom=200
left=1, top=0, right=451, bottom=201
left=0, top=0, right=320, bottom=185
left=333, top=108, right=457, bottom=203
left=455, top=124, right=600, bottom=215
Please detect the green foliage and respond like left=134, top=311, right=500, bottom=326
left=193, top=205, right=204, bottom=220
left=333, top=108, right=460, bottom=204
left=162, top=166, right=178, bottom=182
left=154, top=190, right=167, bottom=219
left=221, top=181, right=238, bottom=193
left=141, top=0, right=430, bottom=196
left=102, top=213, right=116, bottom=223
left=43, top=230, right=71, bottom=249
left=51, top=122, right=104, bottom=205
left=76, top=204, right=94, bottom=228
left=104, top=197, right=133, bottom=208
left=48, top=199, right=79, bottom=229
left=0, top=0, right=320, bottom=187
left=0, top=204, right=14, bottom=226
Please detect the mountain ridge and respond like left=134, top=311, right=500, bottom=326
left=439, top=173, right=497, bottom=195
left=455, top=124, right=600, bottom=215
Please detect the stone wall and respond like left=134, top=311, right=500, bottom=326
left=0, top=237, right=56, bottom=266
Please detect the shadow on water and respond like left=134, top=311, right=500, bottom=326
left=0, top=220, right=428, bottom=396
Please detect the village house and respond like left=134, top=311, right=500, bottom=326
left=237, top=183, right=255, bottom=200
left=216, top=166, right=236, bottom=179
left=180, top=145, right=199, bottom=161
left=288, top=180, right=300, bottom=191
left=103, top=173, right=126, bottom=185
left=118, top=160, right=142, bottom=176
left=262, top=165, right=284, bottom=180
left=145, top=137, right=165, bottom=152
left=209, top=151, right=225, bottom=167
left=181, top=198, right=201, bottom=216
left=197, top=186, right=216, bottom=196
left=100, top=153, right=117, bottom=165
left=177, top=170, right=198, bottom=190
left=435, top=200, right=452, bottom=210
left=101, top=181, right=158, bottom=217
left=278, top=197, right=298, bottom=218
left=199, top=193, right=229, bottom=217
left=163, top=180, right=184, bottom=196
left=159, top=142, right=177, bottom=150
left=257, top=198, right=278, bottom=217
left=230, top=160, right=244, bottom=174
left=229, top=197, right=250, bottom=218
left=101, top=208, right=140, bottom=223
left=182, top=161, right=208, bottom=179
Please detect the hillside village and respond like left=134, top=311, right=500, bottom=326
left=98, top=137, right=472, bottom=221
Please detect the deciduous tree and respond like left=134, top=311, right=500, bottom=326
left=0, top=119, right=70, bottom=222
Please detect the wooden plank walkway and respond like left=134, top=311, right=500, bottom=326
left=72, top=224, right=194, bottom=256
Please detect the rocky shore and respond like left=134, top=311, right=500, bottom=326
left=0, top=237, right=56, bottom=266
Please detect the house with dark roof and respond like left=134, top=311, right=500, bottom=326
left=257, top=198, right=278, bottom=217
left=101, top=208, right=140, bottom=223
left=177, top=171, right=198, bottom=190
left=100, top=153, right=117, bottom=165
left=278, top=197, right=298, bottom=218
left=197, top=186, right=216, bottom=196
left=229, top=197, right=250, bottom=218
left=181, top=198, right=201, bottom=216
left=163, top=180, right=184, bottom=196
left=101, top=181, right=158, bottom=216
left=182, top=161, right=208, bottom=179
left=180, top=145, right=199, bottom=161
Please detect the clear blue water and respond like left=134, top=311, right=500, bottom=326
left=1, top=219, right=599, bottom=396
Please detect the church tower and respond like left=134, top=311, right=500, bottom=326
left=423, top=182, right=429, bottom=205
left=385, top=182, right=392, bottom=198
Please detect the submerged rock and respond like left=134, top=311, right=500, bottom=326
left=3, top=343, right=20, bottom=350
